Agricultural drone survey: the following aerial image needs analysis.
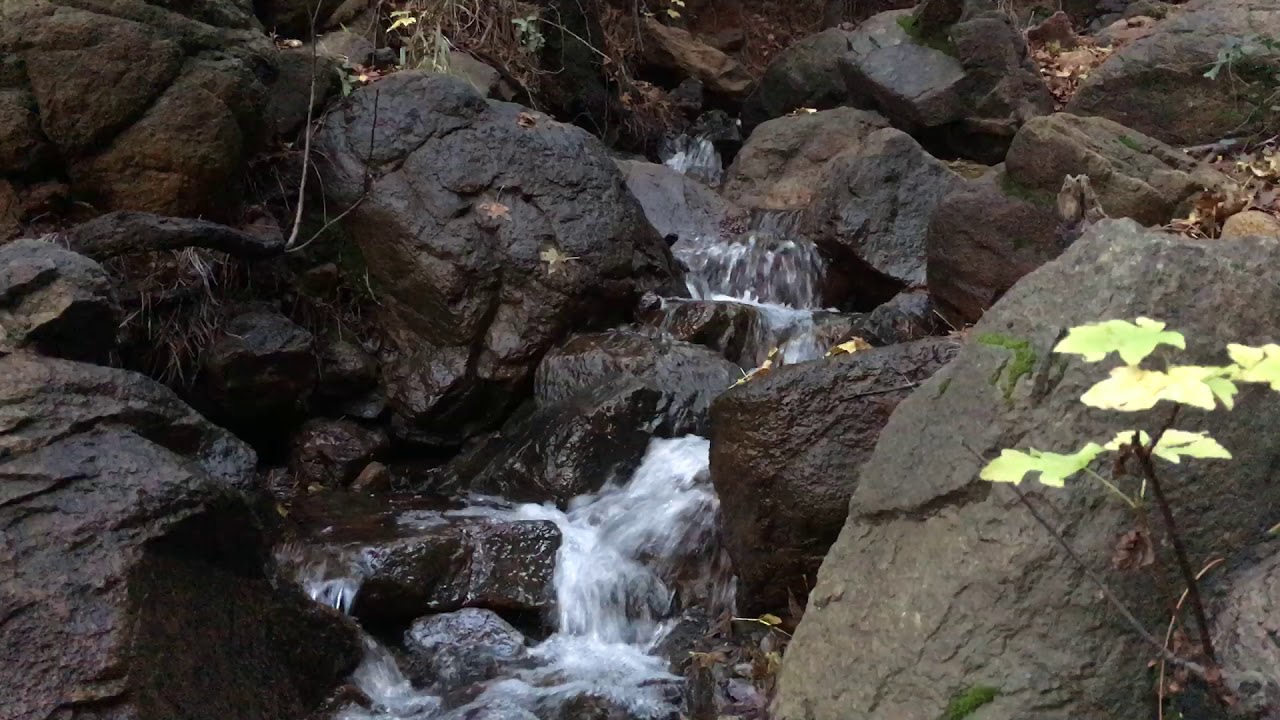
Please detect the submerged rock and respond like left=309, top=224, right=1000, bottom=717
left=1, top=353, right=360, bottom=720
left=710, top=338, right=959, bottom=614
left=778, top=220, right=1280, bottom=719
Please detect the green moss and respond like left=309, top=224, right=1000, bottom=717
left=977, top=333, right=1036, bottom=400
left=896, top=14, right=958, bottom=57
left=944, top=685, right=1000, bottom=719
left=998, top=173, right=1056, bottom=209
left=936, top=376, right=952, bottom=397
left=1117, top=134, right=1145, bottom=152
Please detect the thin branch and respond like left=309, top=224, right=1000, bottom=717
left=1159, top=558, right=1226, bottom=720
left=961, top=444, right=1211, bottom=679
left=1131, top=406, right=1218, bottom=666
left=284, top=0, right=325, bottom=250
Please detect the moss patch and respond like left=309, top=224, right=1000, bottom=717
left=1117, top=134, right=1145, bottom=152
left=896, top=14, right=958, bottom=57
left=977, top=333, right=1036, bottom=400
left=945, top=685, right=1000, bottom=719
left=998, top=173, right=1056, bottom=209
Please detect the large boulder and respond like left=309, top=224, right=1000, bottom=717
left=803, top=128, right=964, bottom=306
left=0, top=238, right=118, bottom=362
left=1068, top=0, right=1280, bottom=146
left=201, top=309, right=317, bottom=435
left=709, top=338, right=959, bottom=614
left=535, top=329, right=742, bottom=434
left=741, top=28, right=858, bottom=132
left=1209, top=549, right=1280, bottom=715
left=721, top=107, right=890, bottom=212
left=839, top=7, right=1054, bottom=162
left=926, top=167, right=1064, bottom=326
left=0, top=0, right=294, bottom=218
left=778, top=220, right=1280, bottom=719
left=615, top=159, right=746, bottom=242
left=1, top=353, right=360, bottom=720
left=316, top=72, right=681, bottom=447
left=1005, top=113, right=1230, bottom=226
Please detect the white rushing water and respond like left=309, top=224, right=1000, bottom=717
left=288, top=436, right=731, bottom=720
left=671, top=210, right=831, bottom=366
left=661, top=134, right=723, bottom=188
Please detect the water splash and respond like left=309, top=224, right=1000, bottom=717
left=284, top=437, right=729, bottom=719
left=661, top=134, right=724, bottom=188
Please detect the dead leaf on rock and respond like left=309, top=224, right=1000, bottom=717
left=540, top=246, right=579, bottom=274
left=517, top=112, right=537, bottom=128
left=477, top=201, right=510, bottom=220
left=1112, top=529, right=1155, bottom=571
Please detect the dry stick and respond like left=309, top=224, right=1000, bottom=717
left=1130, top=406, right=1218, bottom=666
left=960, top=445, right=1210, bottom=677
left=287, top=87, right=380, bottom=255
left=1158, top=558, right=1226, bottom=720
left=284, top=0, right=325, bottom=250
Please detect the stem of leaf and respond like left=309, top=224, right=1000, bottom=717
left=1084, top=468, right=1137, bottom=509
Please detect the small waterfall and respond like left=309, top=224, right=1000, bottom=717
left=285, top=437, right=730, bottom=719
left=661, top=134, right=723, bottom=188
left=671, top=210, right=830, bottom=366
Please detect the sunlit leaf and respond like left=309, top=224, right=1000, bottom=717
left=1053, top=318, right=1185, bottom=365
left=826, top=337, right=872, bottom=357
left=1105, top=429, right=1231, bottom=463
left=1227, top=343, right=1280, bottom=390
left=1081, top=365, right=1233, bottom=412
left=759, top=613, right=782, bottom=626
left=979, top=443, right=1105, bottom=488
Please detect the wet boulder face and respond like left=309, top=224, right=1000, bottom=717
left=0, top=353, right=360, bottom=720
left=454, top=380, right=669, bottom=506
left=402, top=608, right=528, bottom=691
left=535, top=329, right=743, bottom=435
left=0, top=238, right=118, bottom=362
left=867, top=290, right=945, bottom=345
left=316, top=72, right=681, bottom=447
left=778, top=221, right=1280, bottom=719
left=1068, top=0, right=1280, bottom=146
left=640, top=17, right=753, bottom=104
left=0, top=0, right=292, bottom=219
left=1209, top=551, right=1280, bottom=716
left=802, top=128, right=964, bottom=306
left=721, top=107, right=890, bottom=212
left=1004, top=113, right=1231, bottom=226
left=709, top=338, right=959, bottom=614
left=639, top=298, right=764, bottom=367
left=289, top=495, right=561, bottom=624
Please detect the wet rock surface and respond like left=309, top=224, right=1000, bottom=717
left=779, top=221, right=1280, bottom=719
left=741, top=28, right=858, bottom=132
left=403, top=609, right=529, bottom=691
left=201, top=309, right=317, bottom=435
left=0, top=238, right=118, bottom=362
left=1, top=353, right=360, bottom=720
left=289, top=419, right=390, bottom=488
left=710, top=338, right=959, bottom=614
left=316, top=72, right=681, bottom=447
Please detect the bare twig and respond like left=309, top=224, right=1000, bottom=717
left=284, top=0, right=325, bottom=250
left=1131, top=406, right=1218, bottom=667
left=1159, top=558, right=1226, bottom=720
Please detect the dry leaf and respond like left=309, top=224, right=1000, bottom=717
left=540, top=246, right=579, bottom=273
left=477, top=201, right=510, bottom=220
left=517, top=112, right=537, bottom=128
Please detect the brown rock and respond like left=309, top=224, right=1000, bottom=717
left=640, top=18, right=753, bottom=101
left=1221, top=210, right=1280, bottom=239
left=289, top=419, right=389, bottom=488
left=350, top=461, right=392, bottom=493
left=1026, top=11, right=1079, bottom=49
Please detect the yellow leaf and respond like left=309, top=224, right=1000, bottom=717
left=759, top=613, right=782, bottom=626
left=1227, top=343, right=1280, bottom=390
left=1080, top=365, right=1232, bottom=412
left=980, top=444, right=1105, bottom=488
left=826, top=337, right=872, bottom=357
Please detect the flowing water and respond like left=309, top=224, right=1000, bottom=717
left=670, top=210, right=831, bottom=366
left=661, top=134, right=723, bottom=188
left=285, top=437, right=731, bottom=720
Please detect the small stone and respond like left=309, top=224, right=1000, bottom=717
left=1221, top=210, right=1280, bottom=240
left=351, top=461, right=391, bottom=493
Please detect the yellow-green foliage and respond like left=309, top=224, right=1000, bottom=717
left=945, top=685, right=999, bottom=719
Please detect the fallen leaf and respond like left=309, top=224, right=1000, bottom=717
left=1112, top=529, right=1155, bottom=571
left=477, top=201, right=510, bottom=220
left=540, top=246, right=579, bottom=273
left=826, top=337, right=872, bottom=357
left=517, top=112, right=537, bottom=128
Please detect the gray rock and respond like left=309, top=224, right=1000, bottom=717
left=925, top=168, right=1063, bottom=326
left=709, top=338, right=959, bottom=613
left=867, top=290, right=945, bottom=344
left=1210, top=549, right=1280, bottom=718
left=778, top=220, right=1280, bottom=719
left=803, top=128, right=964, bottom=305
left=1068, top=0, right=1280, bottom=146
left=741, top=28, right=858, bottom=132
left=0, top=238, right=117, bottom=362
left=316, top=72, right=680, bottom=446
left=722, top=107, right=890, bottom=212
left=639, top=298, right=764, bottom=367
left=403, top=608, right=527, bottom=690
left=1005, top=113, right=1231, bottom=226
left=1, top=353, right=360, bottom=720
left=615, top=159, right=746, bottom=243
left=535, top=329, right=742, bottom=435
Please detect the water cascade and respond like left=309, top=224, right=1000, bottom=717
left=661, top=134, right=724, bottom=189
left=284, top=437, right=731, bottom=720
